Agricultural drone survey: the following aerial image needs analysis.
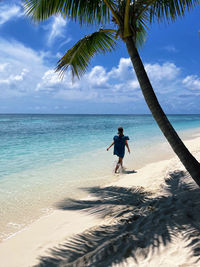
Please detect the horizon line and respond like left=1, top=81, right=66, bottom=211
left=0, top=113, right=200, bottom=116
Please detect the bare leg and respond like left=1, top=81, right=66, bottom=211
left=115, top=157, right=123, bottom=173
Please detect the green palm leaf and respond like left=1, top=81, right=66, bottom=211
left=24, top=0, right=111, bottom=25
left=56, top=29, right=117, bottom=78
left=148, top=0, right=200, bottom=23
left=135, top=21, right=147, bottom=48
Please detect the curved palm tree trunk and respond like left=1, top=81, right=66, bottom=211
left=125, top=36, right=200, bottom=187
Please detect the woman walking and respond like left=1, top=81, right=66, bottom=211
left=107, top=127, right=130, bottom=173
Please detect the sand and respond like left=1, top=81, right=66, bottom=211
left=1, top=135, right=200, bottom=267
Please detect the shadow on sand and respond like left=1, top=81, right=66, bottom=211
left=36, top=171, right=200, bottom=267
left=121, top=169, right=137, bottom=174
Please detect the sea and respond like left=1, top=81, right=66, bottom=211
left=1, top=114, right=200, bottom=240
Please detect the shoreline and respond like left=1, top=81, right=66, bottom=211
left=0, top=133, right=200, bottom=266
left=1, top=126, right=200, bottom=243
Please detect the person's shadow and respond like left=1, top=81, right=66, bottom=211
left=121, top=169, right=137, bottom=174
left=35, top=171, right=200, bottom=267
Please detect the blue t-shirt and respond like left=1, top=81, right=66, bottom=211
left=113, top=135, right=129, bottom=158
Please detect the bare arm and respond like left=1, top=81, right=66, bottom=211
left=107, top=142, right=114, bottom=151
left=125, top=140, right=130, bottom=153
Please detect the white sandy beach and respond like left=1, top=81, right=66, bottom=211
left=1, top=135, right=200, bottom=267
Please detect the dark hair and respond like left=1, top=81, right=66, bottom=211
left=118, top=127, right=123, bottom=133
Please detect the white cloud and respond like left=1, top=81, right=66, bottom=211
left=0, top=44, right=180, bottom=101
left=48, top=16, right=68, bottom=45
left=0, top=40, right=197, bottom=109
left=145, top=62, right=180, bottom=82
left=0, top=68, right=29, bottom=84
left=127, top=79, right=140, bottom=90
left=108, top=58, right=133, bottom=80
left=107, top=59, right=181, bottom=94
left=0, top=63, right=8, bottom=72
left=0, top=4, right=23, bottom=25
left=35, top=58, right=184, bottom=102
left=182, top=75, right=200, bottom=91
left=58, top=38, right=72, bottom=49
left=35, top=57, right=144, bottom=102
left=0, top=38, right=48, bottom=96
left=36, top=69, right=80, bottom=92
left=87, top=66, right=108, bottom=87
left=55, top=89, right=98, bottom=101
left=162, top=45, right=178, bottom=53
left=36, top=70, right=62, bottom=92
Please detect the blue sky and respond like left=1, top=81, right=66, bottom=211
left=0, top=1, right=200, bottom=114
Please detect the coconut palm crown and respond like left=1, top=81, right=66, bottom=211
left=24, top=0, right=200, bottom=186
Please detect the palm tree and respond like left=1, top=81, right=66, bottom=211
left=24, top=0, right=200, bottom=186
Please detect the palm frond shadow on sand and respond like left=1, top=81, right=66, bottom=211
left=36, top=171, right=200, bottom=267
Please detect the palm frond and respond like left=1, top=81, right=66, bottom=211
left=148, top=0, right=200, bottom=23
left=57, top=186, right=152, bottom=218
left=56, top=29, right=117, bottom=78
left=23, top=0, right=111, bottom=25
left=135, top=22, right=147, bottom=48
left=103, top=0, right=122, bottom=25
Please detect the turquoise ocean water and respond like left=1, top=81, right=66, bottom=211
left=1, top=114, right=200, bottom=240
